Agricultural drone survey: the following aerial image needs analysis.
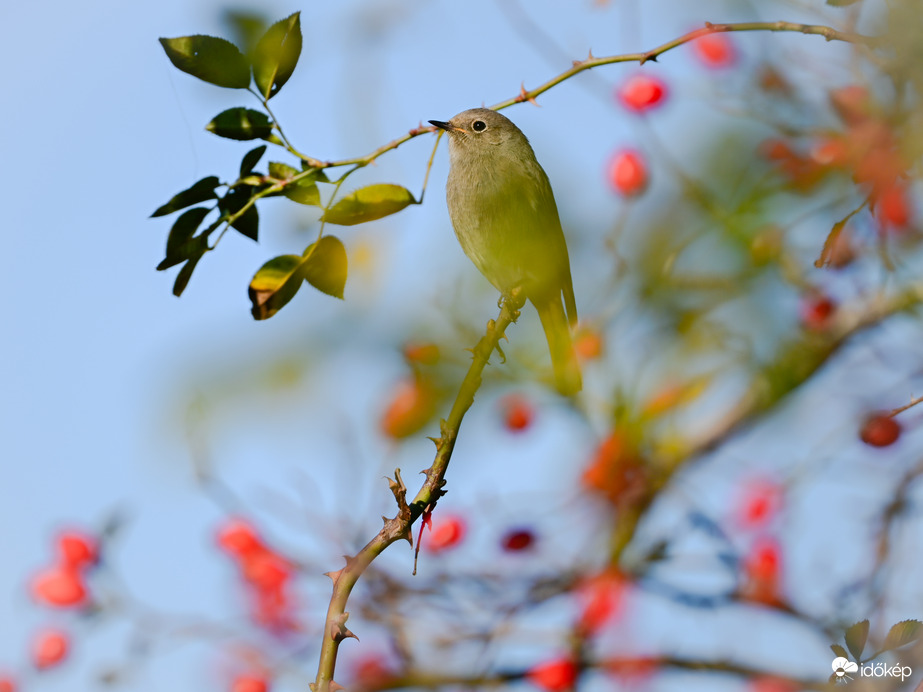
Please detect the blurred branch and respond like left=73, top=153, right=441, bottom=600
left=312, top=293, right=526, bottom=692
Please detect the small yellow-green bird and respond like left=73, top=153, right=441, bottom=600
left=430, top=108, right=582, bottom=395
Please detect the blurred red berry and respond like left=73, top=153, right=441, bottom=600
left=427, top=515, right=466, bottom=552
left=527, top=658, right=578, bottom=691
left=810, top=136, right=849, bottom=168
left=217, top=519, right=265, bottom=559
left=242, top=552, right=291, bottom=592
left=877, top=182, right=912, bottom=231
left=830, top=85, right=872, bottom=126
left=741, top=537, right=782, bottom=605
left=799, top=294, right=836, bottom=331
left=33, top=630, right=69, bottom=670
left=737, top=479, right=783, bottom=529
left=502, top=528, right=535, bottom=552
left=31, top=566, right=87, bottom=608
left=0, top=675, right=16, bottom=692
left=353, top=654, right=397, bottom=688
left=577, top=569, right=626, bottom=635
left=618, top=74, right=667, bottom=112
left=380, top=378, right=436, bottom=439
left=501, top=394, right=534, bottom=432
left=608, top=149, right=648, bottom=197
left=582, top=432, right=647, bottom=507
left=693, top=32, right=736, bottom=67
left=231, top=673, right=268, bottom=692
left=56, top=531, right=97, bottom=569
left=860, top=413, right=901, bottom=448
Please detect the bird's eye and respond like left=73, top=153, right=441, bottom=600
left=471, top=120, right=487, bottom=132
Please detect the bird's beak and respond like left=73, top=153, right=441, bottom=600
left=429, top=119, right=454, bottom=132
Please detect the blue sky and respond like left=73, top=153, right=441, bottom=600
left=4, top=0, right=921, bottom=690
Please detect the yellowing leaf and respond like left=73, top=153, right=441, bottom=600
left=248, top=254, right=306, bottom=320
left=303, top=236, right=347, bottom=299
left=321, top=184, right=417, bottom=226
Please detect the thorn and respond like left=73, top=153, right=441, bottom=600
left=704, top=21, right=714, bottom=29
left=516, top=82, right=540, bottom=106
left=427, top=436, right=442, bottom=449
left=330, top=682, right=346, bottom=692
left=382, top=515, right=390, bottom=526
left=588, top=48, right=596, bottom=60
left=309, top=684, right=316, bottom=692
left=324, top=569, right=343, bottom=583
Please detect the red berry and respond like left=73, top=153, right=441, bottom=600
left=860, top=413, right=901, bottom=447
left=427, top=515, right=466, bottom=552
left=577, top=570, right=626, bottom=635
left=693, top=32, right=736, bottom=67
left=0, top=675, right=17, bottom=692
left=737, top=479, right=783, bottom=529
left=31, top=566, right=87, bottom=608
left=242, top=552, right=291, bottom=591
left=231, top=673, right=268, bottom=692
left=799, top=294, right=836, bottom=331
left=501, top=395, right=533, bottom=432
left=502, top=528, right=535, bottom=552
left=617, top=74, right=667, bottom=112
left=526, top=658, right=578, bottom=691
left=608, top=149, right=648, bottom=197
left=877, top=183, right=912, bottom=232
left=57, top=531, right=97, bottom=569
left=33, top=630, right=69, bottom=670
left=217, top=519, right=265, bottom=559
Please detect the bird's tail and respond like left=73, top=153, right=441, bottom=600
left=535, top=295, right=582, bottom=396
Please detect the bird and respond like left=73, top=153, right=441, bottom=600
left=429, top=108, right=582, bottom=395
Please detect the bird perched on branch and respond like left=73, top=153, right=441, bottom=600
left=430, top=108, right=582, bottom=395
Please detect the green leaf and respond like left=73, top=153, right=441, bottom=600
left=249, top=254, right=307, bottom=320
left=158, top=208, right=211, bottom=269
left=206, top=108, right=273, bottom=141
left=830, top=644, right=849, bottom=659
left=284, top=179, right=320, bottom=206
left=240, top=145, right=267, bottom=177
left=827, top=0, right=863, bottom=6
left=268, top=161, right=299, bottom=179
left=219, top=186, right=260, bottom=241
left=303, top=236, right=347, bottom=299
left=151, top=176, right=220, bottom=217
left=158, top=35, right=250, bottom=89
left=173, top=254, right=204, bottom=297
left=883, top=620, right=923, bottom=651
left=320, top=184, right=417, bottom=226
left=845, top=620, right=870, bottom=660
left=252, top=13, right=302, bottom=100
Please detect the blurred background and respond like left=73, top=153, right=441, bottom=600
left=3, top=0, right=923, bottom=690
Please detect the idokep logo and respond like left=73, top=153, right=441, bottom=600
left=832, top=657, right=858, bottom=681
left=831, top=656, right=912, bottom=684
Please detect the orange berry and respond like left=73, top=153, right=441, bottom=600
left=574, top=328, right=604, bottom=360
left=402, top=342, right=440, bottom=366
left=501, top=394, right=533, bottom=432
left=877, top=183, right=912, bottom=232
left=577, top=569, right=626, bottom=635
left=380, top=378, right=436, bottom=439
